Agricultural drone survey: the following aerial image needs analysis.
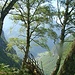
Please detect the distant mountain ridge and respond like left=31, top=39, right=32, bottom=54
left=37, top=39, right=72, bottom=75
left=0, top=31, right=21, bottom=68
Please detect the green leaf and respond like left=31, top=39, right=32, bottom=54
left=47, top=28, right=58, bottom=40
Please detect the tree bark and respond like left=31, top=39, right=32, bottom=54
left=0, top=18, right=3, bottom=35
left=59, top=40, right=75, bottom=75
left=0, top=0, right=18, bottom=35
left=22, top=0, right=30, bottom=68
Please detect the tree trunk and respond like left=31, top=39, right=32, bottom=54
left=51, top=24, right=65, bottom=75
left=51, top=0, right=69, bottom=75
left=22, top=0, right=30, bottom=68
left=59, top=40, right=75, bottom=75
left=0, top=0, right=18, bottom=35
left=0, top=18, right=3, bottom=35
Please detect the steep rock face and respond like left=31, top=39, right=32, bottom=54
left=0, top=31, right=21, bottom=68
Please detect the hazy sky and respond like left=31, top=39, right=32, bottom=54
left=3, top=14, right=21, bottom=40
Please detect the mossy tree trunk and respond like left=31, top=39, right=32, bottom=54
left=59, top=40, right=75, bottom=75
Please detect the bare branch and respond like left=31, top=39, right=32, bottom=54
left=65, top=31, right=75, bottom=37
left=65, top=27, right=75, bottom=31
left=2, top=0, right=8, bottom=11
left=30, top=39, right=43, bottom=48
left=30, top=34, right=39, bottom=42
left=30, top=24, right=40, bottom=37
left=16, top=2, right=27, bottom=25
left=18, top=34, right=26, bottom=37
left=57, top=0, right=63, bottom=26
left=68, top=7, right=74, bottom=15
left=18, top=9, right=27, bottom=24
left=1, top=0, right=18, bottom=20
left=30, top=0, right=43, bottom=22
left=17, top=2, right=26, bottom=15
left=30, top=32, right=45, bottom=42
left=19, top=46, right=26, bottom=53
left=30, top=0, right=36, bottom=7
left=9, top=12, right=21, bottom=15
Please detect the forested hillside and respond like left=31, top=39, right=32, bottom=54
left=0, top=31, right=21, bottom=68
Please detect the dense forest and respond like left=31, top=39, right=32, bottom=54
left=0, top=0, right=75, bottom=75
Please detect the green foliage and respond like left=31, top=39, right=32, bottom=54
left=12, top=15, right=23, bottom=21
left=7, top=37, right=26, bottom=52
left=9, top=0, right=55, bottom=53
left=19, top=26, right=26, bottom=33
left=34, top=38, right=50, bottom=51
left=7, top=53, right=20, bottom=63
left=0, top=63, right=32, bottom=75
left=47, top=28, right=58, bottom=40
left=34, top=26, right=47, bottom=37
left=6, top=43, right=13, bottom=51
left=32, top=6, right=52, bottom=24
left=19, top=68, right=32, bottom=75
left=14, top=2, right=19, bottom=9
left=0, top=63, right=19, bottom=75
left=0, top=34, right=21, bottom=68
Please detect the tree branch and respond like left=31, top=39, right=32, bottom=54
left=65, top=27, right=75, bottom=31
left=1, top=0, right=18, bottom=20
left=18, top=34, right=26, bottom=37
left=30, top=0, right=42, bottom=22
left=68, top=7, right=74, bottom=15
left=57, top=0, right=63, bottom=26
left=2, top=0, right=8, bottom=11
left=30, top=24, right=40, bottom=37
left=17, top=2, right=27, bottom=24
left=30, top=39, right=43, bottom=48
left=30, top=34, right=39, bottom=42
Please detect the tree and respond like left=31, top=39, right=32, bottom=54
left=0, top=0, right=18, bottom=36
left=8, top=0, right=53, bottom=69
left=51, top=0, right=75, bottom=75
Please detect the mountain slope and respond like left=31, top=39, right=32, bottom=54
left=36, top=52, right=58, bottom=75
left=37, top=42, right=72, bottom=75
left=0, top=31, right=21, bottom=68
